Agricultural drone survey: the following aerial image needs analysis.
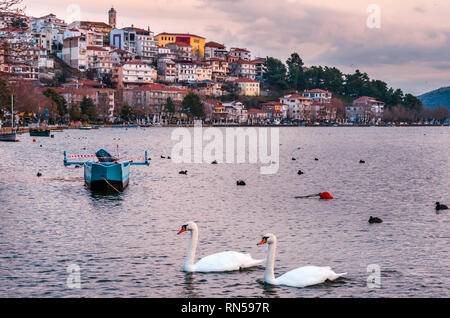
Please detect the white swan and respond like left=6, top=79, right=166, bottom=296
left=257, top=234, right=346, bottom=287
left=177, top=222, right=264, bottom=272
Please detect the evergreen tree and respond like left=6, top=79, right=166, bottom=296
left=286, top=52, right=304, bottom=90
left=263, top=57, right=288, bottom=90
left=42, top=88, right=67, bottom=117
left=182, top=93, right=205, bottom=119
left=69, top=104, right=81, bottom=121
left=120, top=104, right=134, bottom=122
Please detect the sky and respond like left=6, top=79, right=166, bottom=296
left=22, top=0, right=450, bottom=96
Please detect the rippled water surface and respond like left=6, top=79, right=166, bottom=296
left=0, top=127, right=449, bottom=298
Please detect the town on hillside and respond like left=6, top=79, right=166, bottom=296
left=0, top=5, right=448, bottom=127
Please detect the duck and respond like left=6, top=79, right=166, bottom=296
left=292, top=158, right=296, bottom=161
left=211, top=160, right=218, bottom=164
left=161, top=155, right=166, bottom=159
left=179, top=170, right=188, bottom=175
left=297, top=170, right=304, bottom=175
left=314, top=158, right=319, bottom=161
left=237, top=180, right=246, bottom=186
left=36, top=172, right=42, bottom=177
left=359, top=160, right=366, bottom=164
left=435, top=202, right=448, bottom=211
left=177, top=222, right=263, bottom=272
left=257, top=234, right=346, bottom=287
left=368, top=216, right=383, bottom=224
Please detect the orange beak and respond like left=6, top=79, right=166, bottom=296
left=257, top=237, right=267, bottom=245
left=177, top=227, right=186, bottom=235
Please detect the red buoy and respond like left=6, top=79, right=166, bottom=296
left=319, top=192, right=334, bottom=200
left=33, top=139, right=36, bottom=142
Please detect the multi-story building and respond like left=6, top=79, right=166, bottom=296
left=109, top=48, right=134, bottom=66
left=87, top=46, right=113, bottom=75
left=280, top=94, right=312, bottom=121
left=251, top=58, right=266, bottom=79
left=54, top=86, right=115, bottom=121
left=194, top=61, right=212, bottom=82
left=62, top=35, right=87, bottom=71
left=302, top=89, right=332, bottom=103
left=166, top=42, right=192, bottom=61
left=30, top=14, right=66, bottom=51
left=345, top=105, right=366, bottom=123
left=110, top=26, right=157, bottom=62
left=204, top=41, right=227, bottom=59
left=310, top=101, right=337, bottom=122
left=176, top=60, right=196, bottom=83
left=155, top=32, right=205, bottom=58
left=229, top=47, right=251, bottom=61
left=122, top=83, right=187, bottom=121
left=114, top=61, right=157, bottom=88
left=234, top=78, right=260, bottom=96
left=351, top=96, right=385, bottom=122
left=223, top=101, right=247, bottom=123
left=157, top=58, right=176, bottom=83
left=247, top=108, right=268, bottom=123
left=0, top=63, right=38, bottom=81
left=207, top=58, right=228, bottom=81
left=229, top=59, right=257, bottom=80
left=68, top=21, right=112, bottom=43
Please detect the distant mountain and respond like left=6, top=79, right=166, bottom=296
left=418, top=87, right=450, bottom=109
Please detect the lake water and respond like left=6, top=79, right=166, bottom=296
left=0, top=127, right=449, bottom=298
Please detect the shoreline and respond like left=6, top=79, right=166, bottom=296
left=1, top=123, right=449, bottom=133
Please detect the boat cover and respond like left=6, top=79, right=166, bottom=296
left=96, top=149, right=118, bottom=163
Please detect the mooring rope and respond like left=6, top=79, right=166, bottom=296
left=102, top=177, right=121, bottom=194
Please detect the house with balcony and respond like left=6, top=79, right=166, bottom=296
left=114, top=61, right=157, bottom=88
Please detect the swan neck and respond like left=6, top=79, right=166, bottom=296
left=264, top=241, right=277, bottom=284
left=184, top=227, right=198, bottom=271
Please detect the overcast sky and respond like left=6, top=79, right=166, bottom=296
left=22, top=0, right=450, bottom=95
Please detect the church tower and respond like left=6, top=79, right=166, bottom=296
left=108, top=6, right=117, bottom=29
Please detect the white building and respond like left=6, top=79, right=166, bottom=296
left=302, top=89, right=332, bottom=103
left=229, top=47, right=251, bottom=61
left=115, top=61, right=157, bottom=88
left=280, top=94, right=312, bottom=121
left=62, top=35, right=88, bottom=71
left=176, top=61, right=196, bottom=83
left=110, top=26, right=158, bottom=62
left=229, top=59, right=257, bottom=80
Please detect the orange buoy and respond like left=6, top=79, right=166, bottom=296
left=319, top=192, right=334, bottom=200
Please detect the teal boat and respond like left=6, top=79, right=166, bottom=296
left=64, top=149, right=149, bottom=192
left=0, top=132, right=19, bottom=142
left=30, top=129, right=51, bottom=137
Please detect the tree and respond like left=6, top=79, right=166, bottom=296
left=80, top=96, right=96, bottom=121
left=164, top=97, right=176, bottom=120
left=0, top=76, right=13, bottom=117
left=182, top=93, right=205, bottom=119
left=263, top=57, right=288, bottom=91
left=42, top=88, right=67, bottom=118
left=431, top=106, right=449, bottom=122
left=402, top=93, right=423, bottom=112
left=286, top=52, right=304, bottom=90
left=69, top=104, right=81, bottom=122
left=120, top=104, right=134, bottom=122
